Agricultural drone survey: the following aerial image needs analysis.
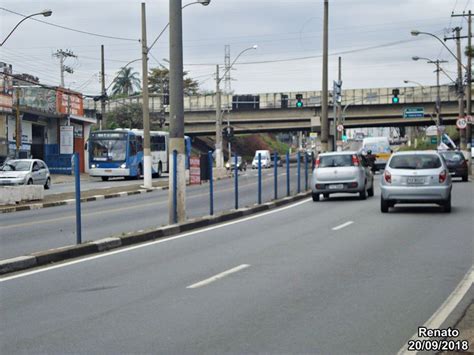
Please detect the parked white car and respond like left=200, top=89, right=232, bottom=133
left=0, top=159, right=51, bottom=189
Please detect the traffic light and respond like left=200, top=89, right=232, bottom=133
left=333, top=80, right=342, bottom=104
left=223, top=126, right=234, bottom=139
left=295, top=94, right=303, bottom=108
left=163, top=92, right=169, bottom=106
left=391, top=89, right=400, bottom=104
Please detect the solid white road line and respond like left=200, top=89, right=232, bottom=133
left=397, top=266, right=474, bottom=355
left=0, top=198, right=311, bottom=282
left=332, top=221, right=354, bottom=231
left=186, top=264, right=250, bottom=289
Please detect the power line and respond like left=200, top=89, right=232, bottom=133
left=0, top=7, right=139, bottom=42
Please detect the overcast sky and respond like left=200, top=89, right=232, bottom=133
left=0, top=0, right=471, bottom=96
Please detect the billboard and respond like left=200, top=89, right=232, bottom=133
left=18, top=86, right=57, bottom=113
left=0, top=62, right=13, bottom=112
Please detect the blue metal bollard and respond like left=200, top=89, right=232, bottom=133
left=73, top=153, right=82, bottom=244
left=274, top=151, right=278, bottom=200
left=297, top=151, right=301, bottom=193
left=208, top=151, right=214, bottom=216
left=305, top=153, right=308, bottom=191
left=173, top=150, right=178, bottom=224
left=258, top=153, right=262, bottom=204
left=286, top=151, right=290, bottom=197
left=234, top=154, right=238, bottom=210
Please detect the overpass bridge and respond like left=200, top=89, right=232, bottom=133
left=86, top=85, right=470, bottom=136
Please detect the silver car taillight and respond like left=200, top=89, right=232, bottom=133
left=439, top=169, right=447, bottom=183
left=384, top=170, right=391, bottom=183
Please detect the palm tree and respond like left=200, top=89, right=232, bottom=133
left=111, top=67, right=141, bottom=96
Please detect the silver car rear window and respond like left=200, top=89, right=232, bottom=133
left=389, top=154, right=441, bottom=170
left=319, top=155, right=353, bottom=167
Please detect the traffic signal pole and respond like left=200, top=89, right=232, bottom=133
left=141, top=3, right=152, bottom=189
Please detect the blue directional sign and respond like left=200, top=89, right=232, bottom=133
left=403, top=107, right=424, bottom=118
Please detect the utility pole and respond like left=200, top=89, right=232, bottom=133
left=53, top=49, right=76, bottom=87
left=100, top=45, right=107, bottom=129
left=452, top=10, right=472, bottom=172
left=141, top=3, right=152, bottom=188
left=321, top=0, right=329, bottom=152
left=337, top=56, right=342, bottom=146
left=455, top=27, right=466, bottom=149
left=224, top=45, right=231, bottom=93
left=15, top=87, right=21, bottom=158
left=445, top=27, right=466, bottom=148
left=168, top=0, right=186, bottom=223
left=431, top=59, right=448, bottom=145
left=215, top=64, right=223, bottom=168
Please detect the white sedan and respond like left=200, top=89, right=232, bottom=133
left=0, top=159, right=51, bottom=189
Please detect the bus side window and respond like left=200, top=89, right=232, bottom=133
left=137, top=136, right=143, bottom=152
left=158, top=136, right=165, bottom=151
left=151, top=136, right=159, bottom=152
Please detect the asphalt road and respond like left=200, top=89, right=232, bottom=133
left=1, top=165, right=305, bottom=259
left=1, top=179, right=472, bottom=354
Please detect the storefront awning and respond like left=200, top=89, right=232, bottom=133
left=69, top=114, right=97, bottom=124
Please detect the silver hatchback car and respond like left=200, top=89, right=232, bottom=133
left=311, top=151, right=374, bottom=201
left=380, top=151, right=452, bottom=213
left=0, top=159, right=51, bottom=189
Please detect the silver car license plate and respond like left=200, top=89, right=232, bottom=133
left=407, top=177, right=425, bottom=184
left=328, top=184, right=344, bottom=190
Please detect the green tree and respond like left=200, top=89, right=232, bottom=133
left=148, top=67, right=200, bottom=96
left=106, top=103, right=143, bottom=129
left=111, top=67, right=141, bottom=96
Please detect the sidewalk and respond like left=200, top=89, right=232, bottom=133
left=51, top=173, right=90, bottom=184
left=439, top=301, right=474, bottom=354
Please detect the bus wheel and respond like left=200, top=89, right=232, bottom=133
left=136, top=164, right=142, bottom=179
left=157, top=162, right=162, bottom=178
left=101, top=176, right=109, bottom=182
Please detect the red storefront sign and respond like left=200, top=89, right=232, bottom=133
left=57, top=89, right=84, bottom=116
left=189, top=156, right=201, bottom=185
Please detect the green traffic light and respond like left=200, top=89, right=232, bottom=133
left=392, top=96, right=399, bottom=104
left=296, top=101, right=303, bottom=108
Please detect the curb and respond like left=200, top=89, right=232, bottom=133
left=0, top=191, right=312, bottom=276
left=0, top=174, right=236, bottom=215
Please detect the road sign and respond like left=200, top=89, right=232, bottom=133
left=403, top=107, right=424, bottom=118
left=337, top=124, right=344, bottom=132
left=456, top=117, right=468, bottom=129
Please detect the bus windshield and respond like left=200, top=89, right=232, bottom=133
left=90, top=138, right=127, bottom=161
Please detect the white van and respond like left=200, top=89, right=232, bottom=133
left=252, top=150, right=271, bottom=169
left=360, top=137, right=392, bottom=170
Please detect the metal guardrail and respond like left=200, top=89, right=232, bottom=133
left=84, top=85, right=466, bottom=113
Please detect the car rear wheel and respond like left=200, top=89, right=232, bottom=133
left=367, top=184, right=374, bottom=197
left=101, top=176, right=109, bottom=181
left=312, top=193, right=320, bottom=202
left=44, top=178, right=51, bottom=190
left=27, top=179, right=33, bottom=185
left=462, top=174, right=468, bottom=182
left=359, top=189, right=367, bottom=200
left=443, top=194, right=451, bottom=213
left=381, top=197, right=389, bottom=213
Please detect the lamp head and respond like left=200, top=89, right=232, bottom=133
left=42, top=9, right=52, bottom=17
left=411, top=30, right=420, bottom=36
left=198, top=0, right=210, bottom=5
left=252, top=44, right=258, bottom=49
left=403, top=80, right=409, bottom=83
left=412, top=56, right=420, bottom=61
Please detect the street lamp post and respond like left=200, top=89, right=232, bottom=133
left=412, top=56, right=448, bottom=145
left=0, top=9, right=52, bottom=47
left=214, top=45, right=257, bottom=169
left=2, top=9, right=52, bottom=158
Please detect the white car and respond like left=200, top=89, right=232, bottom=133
left=0, top=159, right=51, bottom=189
left=380, top=151, right=452, bottom=213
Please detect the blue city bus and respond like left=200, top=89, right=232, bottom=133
left=88, top=129, right=191, bottom=181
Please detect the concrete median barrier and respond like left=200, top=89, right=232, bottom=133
left=0, top=185, right=44, bottom=206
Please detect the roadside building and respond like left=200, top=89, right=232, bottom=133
left=0, top=63, right=96, bottom=173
